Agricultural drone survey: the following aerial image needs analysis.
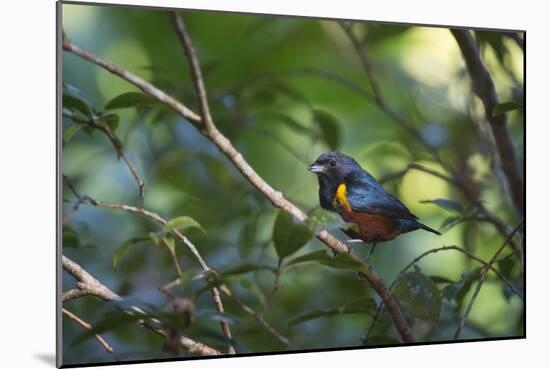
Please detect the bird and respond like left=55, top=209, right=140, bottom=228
left=308, top=151, right=440, bottom=259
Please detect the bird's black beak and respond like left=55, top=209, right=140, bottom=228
left=308, top=163, right=326, bottom=173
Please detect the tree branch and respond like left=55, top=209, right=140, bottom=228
left=62, top=179, right=235, bottom=352
left=62, top=22, right=414, bottom=343
left=170, top=12, right=414, bottom=343
left=62, top=255, right=222, bottom=356
left=63, top=308, right=114, bottom=353
left=451, top=29, right=523, bottom=218
left=454, top=220, right=524, bottom=339
left=62, top=32, right=201, bottom=124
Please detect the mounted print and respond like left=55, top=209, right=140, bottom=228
left=57, top=1, right=525, bottom=367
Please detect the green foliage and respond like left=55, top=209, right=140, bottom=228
left=63, top=92, right=93, bottom=118
left=113, top=236, right=151, bottom=271
left=312, top=109, right=341, bottom=150
left=288, top=297, right=376, bottom=326
left=420, top=198, right=464, bottom=213
left=394, top=271, right=442, bottom=321
left=163, top=216, right=204, bottom=233
left=272, top=210, right=313, bottom=259
left=105, top=92, right=161, bottom=110
left=493, top=102, right=522, bottom=116
left=443, top=268, right=482, bottom=306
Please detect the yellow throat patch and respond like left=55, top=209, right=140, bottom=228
left=333, top=183, right=352, bottom=212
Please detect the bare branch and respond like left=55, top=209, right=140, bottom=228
left=454, top=220, right=524, bottom=339
left=62, top=255, right=222, bottom=356
left=62, top=32, right=201, bottom=123
left=63, top=255, right=121, bottom=301
left=451, top=29, right=523, bottom=217
left=63, top=308, right=114, bottom=353
left=62, top=288, right=89, bottom=302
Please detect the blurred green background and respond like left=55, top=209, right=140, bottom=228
left=61, top=2, right=524, bottom=366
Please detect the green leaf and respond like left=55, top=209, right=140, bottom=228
left=498, top=256, right=516, bottom=280
left=429, top=275, right=454, bottom=284
left=440, top=215, right=463, bottom=231
left=312, top=109, right=341, bottom=150
left=443, top=268, right=482, bottom=306
left=113, top=236, right=150, bottom=271
left=306, top=207, right=344, bottom=232
left=365, top=24, right=410, bottom=44
left=394, top=271, right=442, bottom=320
left=63, top=93, right=93, bottom=118
left=222, top=263, right=274, bottom=277
left=318, top=252, right=367, bottom=272
left=62, top=124, right=84, bottom=146
left=62, top=225, right=80, bottom=248
left=238, top=220, right=257, bottom=257
left=272, top=210, right=313, bottom=259
left=271, top=82, right=310, bottom=105
left=100, top=113, right=120, bottom=132
left=493, top=101, right=521, bottom=116
left=105, top=92, right=159, bottom=110
left=288, top=297, right=376, bottom=326
left=163, top=216, right=204, bottom=233
left=421, top=198, right=464, bottom=213
left=71, top=310, right=146, bottom=348
left=285, top=249, right=330, bottom=267
left=265, top=112, right=311, bottom=136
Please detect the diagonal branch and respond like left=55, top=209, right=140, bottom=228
left=63, top=23, right=414, bottom=343
left=451, top=29, right=523, bottom=218
left=170, top=12, right=413, bottom=343
left=62, top=32, right=201, bottom=124
left=62, top=255, right=222, bottom=356
left=63, top=308, right=114, bottom=353
left=454, top=220, right=524, bottom=339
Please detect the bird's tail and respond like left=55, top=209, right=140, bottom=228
left=418, top=222, right=441, bottom=235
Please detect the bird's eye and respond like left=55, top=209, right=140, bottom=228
left=329, top=160, right=336, bottom=167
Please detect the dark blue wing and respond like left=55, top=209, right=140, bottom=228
left=346, top=182, right=418, bottom=221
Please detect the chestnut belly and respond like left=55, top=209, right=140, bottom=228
left=340, top=210, right=403, bottom=243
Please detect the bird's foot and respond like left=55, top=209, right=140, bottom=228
left=342, top=239, right=363, bottom=255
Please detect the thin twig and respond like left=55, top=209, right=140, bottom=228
left=339, top=22, right=383, bottom=104
left=219, top=285, right=292, bottom=348
left=63, top=110, right=145, bottom=208
left=454, top=220, right=524, bottom=339
left=451, top=29, right=523, bottom=218
left=63, top=308, right=114, bottom=353
left=62, top=255, right=221, bottom=356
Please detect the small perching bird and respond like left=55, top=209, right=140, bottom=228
left=308, top=151, right=440, bottom=258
